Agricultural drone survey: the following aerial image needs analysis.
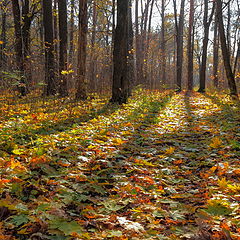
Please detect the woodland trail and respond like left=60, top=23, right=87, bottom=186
left=0, top=91, right=239, bottom=240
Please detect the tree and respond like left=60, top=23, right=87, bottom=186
left=42, top=0, right=57, bottom=95
left=0, top=0, right=7, bottom=70
left=89, top=0, right=97, bottom=91
left=187, top=0, right=194, bottom=91
left=69, top=0, right=75, bottom=65
left=173, top=0, right=185, bottom=91
left=198, top=0, right=215, bottom=93
left=216, top=0, right=238, bottom=98
left=12, top=0, right=27, bottom=96
left=110, top=0, right=133, bottom=103
left=135, top=0, right=143, bottom=85
left=213, top=9, right=219, bottom=88
left=76, top=0, right=88, bottom=99
left=58, top=0, right=68, bottom=97
left=160, top=0, right=166, bottom=85
left=11, top=0, right=39, bottom=95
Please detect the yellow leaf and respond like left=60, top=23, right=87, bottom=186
left=112, top=138, right=125, bottom=145
left=228, top=183, right=240, bottom=193
left=209, top=137, right=222, bottom=148
left=12, top=149, right=25, bottom=155
left=165, top=146, right=175, bottom=155
left=218, top=177, right=228, bottom=190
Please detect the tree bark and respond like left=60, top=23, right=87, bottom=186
left=69, top=0, right=75, bottom=65
left=0, top=0, right=7, bottom=68
left=135, top=0, right=144, bottom=85
left=110, top=0, right=133, bottom=104
left=89, top=0, right=97, bottom=91
left=173, top=0, right=185, bottom=91
left=22, top=0, right=32, bottom=86
left=42, top=0, right=57, bottom=95
left=76, top=0, right=88, bottom=100
left=198, top=0, right=215, bottom=93
left=160, top=0, right=166, bottom=86
left=53, top=0, right=58, bottom=64
left=58, top=0, right=68, bottom=97
left=233, top=40, right=240, bottom=77
left=12, top=0, right=27, bottom=96
left=213, top=10, right=219, bottom=88
left=216, top=0, right=238, bottom=98
left=187, top=0, right=194, bottom=91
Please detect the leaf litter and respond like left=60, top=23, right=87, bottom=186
left=0, top=90, right=239, bottom=239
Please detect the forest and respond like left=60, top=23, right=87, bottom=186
left=0, top=0, right=239, bottom=239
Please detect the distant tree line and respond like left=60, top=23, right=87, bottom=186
left=0, top=0, right=239, bottom=102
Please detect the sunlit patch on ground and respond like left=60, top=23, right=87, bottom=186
left=0, top=90, right=239, bottom=240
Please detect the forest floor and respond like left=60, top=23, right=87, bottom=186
left=0, top=90, right=240, bottom=240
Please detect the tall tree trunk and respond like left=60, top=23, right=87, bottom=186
left=0, top=0, right=7, bottom=68
left=216, top=0, right=238, bottom=98
left=112, top=0, right=115, bottom=46
left=213, top=10, right=219, bottom=88
left=110, top=0, right=133, bottom=104
left=135, top=0, right=143, bottom=85
left=226, top=3, right=231, bottom=52
left=90, top=0, right=97, bottom=91
left=198, top=0, right=215, bottom=92
left=53, top=0, right=59, bottom=72
left=233, top=40, right=240, bottom=77
left=69, top=0, right=75, bottom=65
left=22, top=0, right=32, bottom=87
left=142, top=0, right=151, bottom=86
left=173, top=0, right=185, bottom=91
left=187, top=0, right=194, bottom=91
left=11, top=0, right=27, bottom=96
left=76, top=0, right=88, bottom=100
left=58, top=0, right=68, bottom=96
left=42, top=0, right=57, bottom=95
left=160, top=0, right=166, bottom=86
left=128, top=0, right=135, bottom=92
left=145, top=0, right=154, bottom=87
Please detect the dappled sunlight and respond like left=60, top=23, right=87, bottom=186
left=0, top=91, right=240, bottom=239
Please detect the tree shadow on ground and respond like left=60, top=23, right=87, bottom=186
left=92, top=92, right=215, bottom=238
left=201, top=93, right=240, bottom=134
left=203, top=93, right=240, bottom=113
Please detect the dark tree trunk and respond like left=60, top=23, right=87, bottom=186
left=173, top=0, right=185, bottom=91
left=22, top=0, right=32, bottom=86
left=135, top=0, right=144, bottom=85
left=145, top=0, right=154, bottom=87
left=226, top=3, right=231, bottom=52
left=112, top=0, right=115, bottom=47
left=128, top=0, right=135, bottom=92
left=187, top=0, right=194, bottom=91
left=76, top=0, right=88, bottom=100
left=216, top=0, right=238, bottom=98
left=69, top=0, right=75, bottom=65
left=213, top=10, right=219, bottom=88
left=233, top=40, right=240, bottom=77
left=42, top=0, right=57, bottom=95
left=0, top=0, right=7, bottom=68
left=90, top=0, right=97, bottom=91
left=12, top=0, right=27, bottom=96
left=198, top=0, right=214, bottom=93
left=58, top=0, right=68, bottom=97
left=160, top=0, right=166, bottom=85
left=110, top=0, right=133, bottom=104
left=53, top=0, right=58, bottom=63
